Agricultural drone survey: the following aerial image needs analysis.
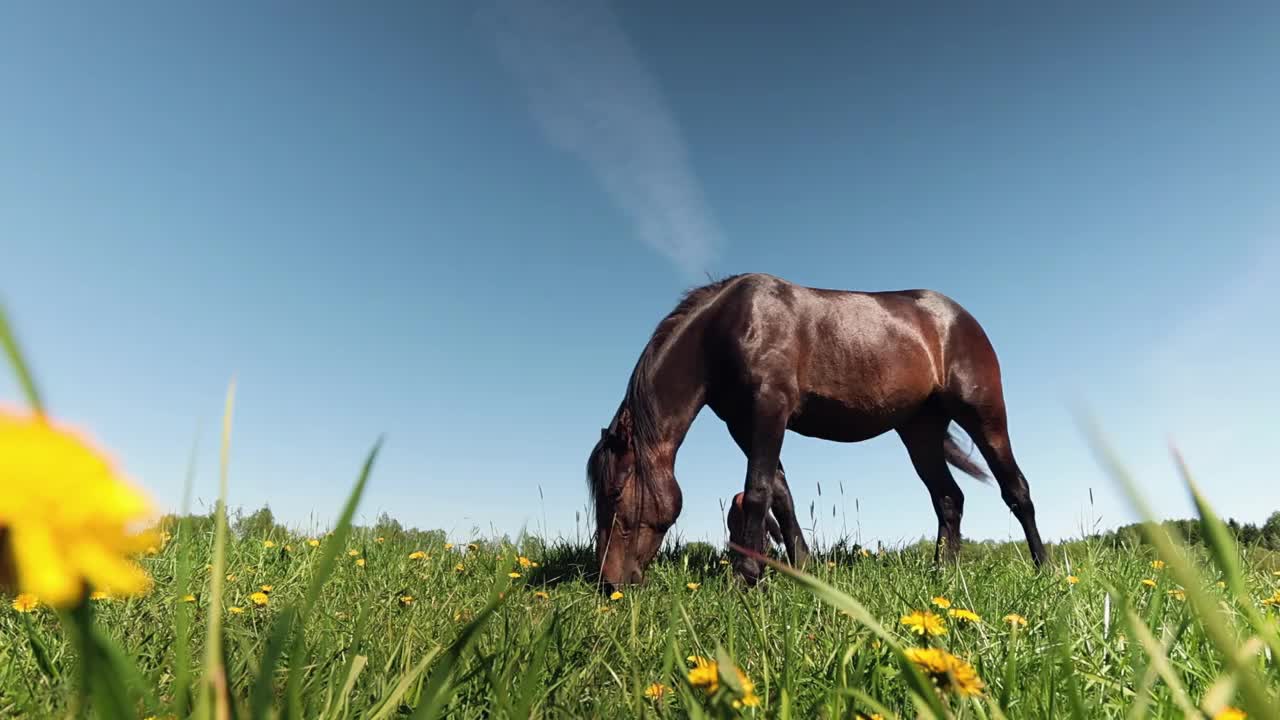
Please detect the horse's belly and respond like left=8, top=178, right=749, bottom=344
left=786, top=393, right=917, bottom=443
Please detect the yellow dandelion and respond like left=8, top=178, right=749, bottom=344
left=284, top=544, right=293, bottom=553
left=375, top=537, right=385, bottom=544
left=263, top=540, right=276, bottom=549
left=145, top=546, right=159, bottom=556
left=860, top=548, right=871, bottom=557
left=444, top=543, right=454, bottom=550
left=856, top=714, right=885, bottom=720
left=181, top=594, right=196, bottom=603
left=687, top=582, right=701, bottom=591
left=686, top=656, right=719, bottom=692
left=260, top=584, right=273, bottom=593
left=1151, top=559, right=1165, bottom=569
left=455, top=562, right=465, bottom=572
left=903, top=647, right=985, bottom=697
left=399, top=595, right=414, bottom=606
left=355, top=558, right=365, bottom=567
left=1141, top=578, right=1157, bottom=588
left=228, top=606, right=244, bottom=614
left=597, top=605, right=611, bottom=613
left=719, top=559, right=730, bottom=565
left=610, top=590, right=624, bottom=601
left=1260, top=591, right=1280, bottom=608
left=89, top=590, right=110, bottom=601
left=1003, top=613, right=1027, bottom=627
left=518, top=556, right=533, bottom=568
left=11, top=593, right=39, bottom=612
left=1216, top=581, right=1226, bottom=589
left=643, top=682, right=669, bottom=700
left=225, top=573, right=237, bottom=582
left=1214, top=707, right=1246, bottom=720
left=931, top=595, right=951, bottom=609
left=508, top=572, right=522, bottom=579
left=900, top=609, right=947, bottom=636
left=249, top=591, right=269, bottom=607
left=533, top=590, right=550, bottom=600
left=948, top=608, right=981, bottom=624
left=308, top=539, right=320, bottom=548
left=408, top=550, right=426, bottom=560
left=347, top=549, right=359, bottom=557
left=1066, top=575, right=1079, bottom=585
left=0, top=408, right=157, bottom=607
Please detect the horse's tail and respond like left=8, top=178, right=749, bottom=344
left=943, top=430, right=992, bottom=484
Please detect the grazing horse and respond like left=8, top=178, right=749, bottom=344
left=586, top=273, right=1047, bottom=591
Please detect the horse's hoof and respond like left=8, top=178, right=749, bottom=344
left=732, top=556, right=763, bottom=587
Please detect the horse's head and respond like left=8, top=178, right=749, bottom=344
left=586, top=407, right=678, bottom=592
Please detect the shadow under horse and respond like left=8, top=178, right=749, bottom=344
left=585, top=273, right=1048, bottom=592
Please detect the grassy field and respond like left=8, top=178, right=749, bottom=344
left=2, top=321, right=1279, bottom=719
left=4, top=472, right=1280, bottom=719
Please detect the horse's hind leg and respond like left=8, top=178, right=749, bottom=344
left=950, top=398, right=1048, bottom=567
left=897, top=410, right=965, bottom=564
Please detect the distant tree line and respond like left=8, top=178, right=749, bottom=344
left=1090, top=511, right=1280, bottom=551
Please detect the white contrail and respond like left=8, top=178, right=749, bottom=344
left=477, top=0, right=724, bottom=278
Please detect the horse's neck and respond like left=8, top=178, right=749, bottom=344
left=636, top=327, right=708, bottom=468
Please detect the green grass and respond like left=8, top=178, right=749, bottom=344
left=3, top=501, right=1280, bottom=718
left=3, top=303, right=1279, bottom=718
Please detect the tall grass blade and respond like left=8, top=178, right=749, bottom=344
left=1078, top=411, right=1279, bottom=718
left=197, top=378, right=236, bottom=720
left=0, top=301, right=44, bottom=413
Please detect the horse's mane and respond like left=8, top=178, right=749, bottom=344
left=587, top=273, right=744, bottom=527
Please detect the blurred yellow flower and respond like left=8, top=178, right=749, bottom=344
left=901, top=610, right=947, bottom=636
left=260, top=584, right=272, bottom=593
left=686, top=582, right=701, bottom=590
left=228, top=606, right=244, bottom=614
left=308, top=539, right=320, bottom=548
left=181, top=594, right=196, bottom=603
left=11, top=593, right=38, bottom=612
left=408, top=550, right=426, bottom=560
left=89, top=590, right=110, bottom=601
left=454, top=563, right=465, bottom=572
left=1141, top=579, right=1157, bottom=588
left=249, top=591, right=269, bottom=607
left=518, top=556, right=533, bottom=568
left=948, top=608, right=981, bottom=624
left=508, top=572, right=522, bottom=579
left=1066, top=575, right=1079, bottom=585
left=0, top=408, right=156, bottom=607
left=1167, top=588, right=1186, bottom=601
left=1003, top=613, right=1027, bottom=627
left=284, top=545, right=293, bottom=553
left=375, top=537, right=385, bottom=544
left=355, top=558, right=365, bottom=567
left=1214, top=707, right=1246, bottom=720
left=468, top=543, right=479, bottom=551
left=347, top=549, right=359, bottom=557
left=643, top=682, right=668, bottom=700
left=903, top=647, right=984, bottom=697
left=533, top=590, right=550, bottom=600
left=263, top=540, right=276, bottom=549
left=610, top=590, right=624, bottom=601
left=226, top=573, right=238, bottom=582
left=444, top=543, right=454, bottom=550
left=1151, top=560, right=1165, bottom=569
left=399, top=595, right=414, bottom=606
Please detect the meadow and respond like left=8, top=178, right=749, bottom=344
left=4, top=465, right=1280, bottom=719
left=3, top=316, right=1280, bottom=719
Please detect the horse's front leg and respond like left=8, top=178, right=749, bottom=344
left=731, top=385, right=793, bottom=586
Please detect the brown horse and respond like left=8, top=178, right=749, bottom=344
left=586, top=273, right=1047, bottom=591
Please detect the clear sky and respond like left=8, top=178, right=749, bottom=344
left=3, top=2, right=1277, bottom=551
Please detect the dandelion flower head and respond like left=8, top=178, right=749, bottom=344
left=0, top=407, right=156, bottom=607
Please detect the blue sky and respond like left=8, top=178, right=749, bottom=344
left=3, top=2, right=1277, bottom=550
